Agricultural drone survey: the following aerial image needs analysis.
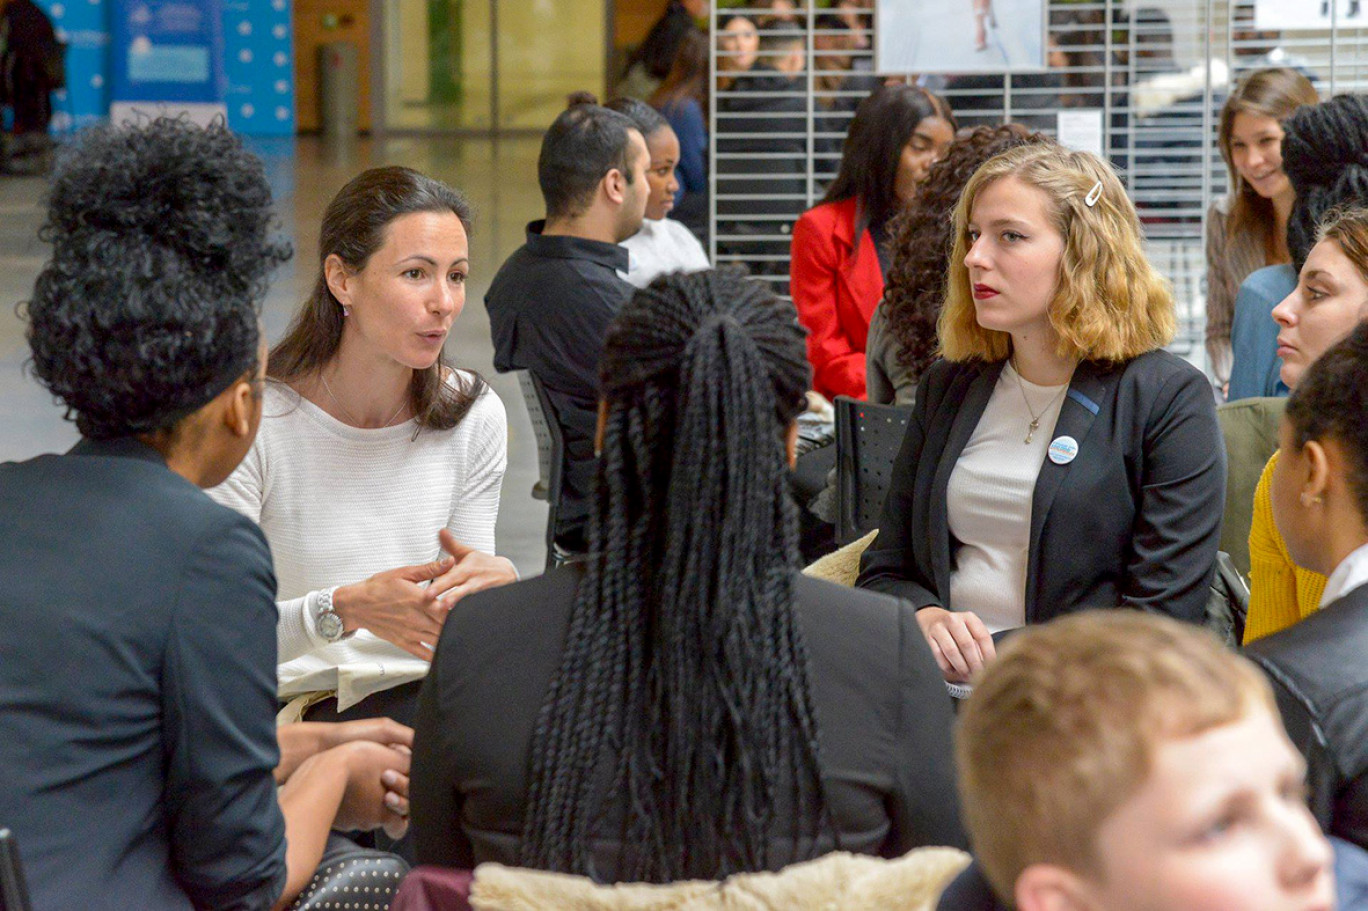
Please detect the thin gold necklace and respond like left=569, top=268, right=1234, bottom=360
left=1010, top=361, right=1068, bottom=445
left=320, top=373, right=409, bottom=428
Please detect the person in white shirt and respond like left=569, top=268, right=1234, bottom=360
left=211, top=166, right=517, bottom=723
left=605, top=95, right=710, bottom=289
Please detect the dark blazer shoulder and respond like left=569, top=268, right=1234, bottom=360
left=436, top=567, right=582, bottom=657
left=1113, top=347, right=1209, bottom=385
left=919, top=358, right=987, bottom=393
left=1245, top=585, right=1368, bottom=704
left=795, top=573, right=910, bottom=627
left=794, top=574, right=918, bottom=682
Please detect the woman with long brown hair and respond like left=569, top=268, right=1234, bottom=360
left=211, top=165, right=516, bottom=724
left=789, top=84, right=955, bottom=400
left=1206, top=68, right=1318, bottom=389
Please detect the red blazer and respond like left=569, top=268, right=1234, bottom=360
left=789, top=197, right=885, bottom=400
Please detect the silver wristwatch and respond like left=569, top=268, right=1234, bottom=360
left=315, top=586, right=348, bottom=643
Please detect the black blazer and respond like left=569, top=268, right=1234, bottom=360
left=857, top=350, right=1225, bottom=625
left=0, top=439, right=286, bottom=911
left=1245, top=583, right=1368, bottom=850
left=411, top=566, right=967, bottom=876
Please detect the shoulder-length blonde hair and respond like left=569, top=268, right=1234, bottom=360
left=939, top=144, right=1175, bottom=363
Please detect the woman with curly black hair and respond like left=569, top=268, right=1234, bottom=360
left=411, top=269, right=964, bottom=880
left=868, top=124, right=1051, bottom=405
left=1, top=118, right=410, bottom=910
left=210, top=166, right=516, bottom=725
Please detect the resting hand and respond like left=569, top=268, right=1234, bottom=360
left=429, top=529, right=518, bottom=606
left=275, top=719, right=414, bottom=784
left=317, top=717, right=414, bottom=753
left=332, top=555, right=457, bottom=659
left=916, top=607, right=997, bottom=683
left=330, top=740, right=412, bottom=840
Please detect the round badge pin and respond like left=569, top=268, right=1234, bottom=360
left=1048, top=435, right=1079, bottom=465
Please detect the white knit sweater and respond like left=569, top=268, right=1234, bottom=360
left=209, top=375, right=507, bottom=708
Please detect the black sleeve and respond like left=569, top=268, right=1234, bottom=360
left=162, top=513, right=287, bottom=911
left=856, top=369, right=943, bottom=609
left=886, top=601, right=968, bottom=852
left=1122, top=364, right=1226, bottom=623
left=412, top=640, right=475, bottom=868
left=1249, top=655, right=1337, bottom=832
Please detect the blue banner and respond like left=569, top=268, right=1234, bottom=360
left=222, top=0, right=295, bottom=135
left=35, top=0, right=294, bottom=136
left=110, top=0, right=227, bottom=107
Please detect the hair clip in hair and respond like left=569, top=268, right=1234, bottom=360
left=1085, top=181, right=1104, bottom=208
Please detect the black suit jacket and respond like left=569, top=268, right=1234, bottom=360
left=0, top=439, right=286, bottom=911
left=1246, top=583, right=1368, bottom=850
left=857, top=350, right=1225, bottom=625
left=410, top=567, right=967, bottom=876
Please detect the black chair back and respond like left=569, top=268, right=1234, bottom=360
left=0, top=829, right=32, bottom=911
left=515, top=370, right=576, bottom=571
left=834, top=396, right=913, bottom=546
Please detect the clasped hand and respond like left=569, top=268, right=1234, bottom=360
left=916, top=606, right=997, bottom=684
left=332, top=528, right=517, bottom=658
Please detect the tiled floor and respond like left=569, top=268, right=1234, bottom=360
left=0, top=134, right=552, bottom=576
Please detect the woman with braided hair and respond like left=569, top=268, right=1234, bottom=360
left=410, top=269, right=965, bottom=881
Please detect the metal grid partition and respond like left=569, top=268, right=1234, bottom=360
left=708, top=0, right=1368, bottom=372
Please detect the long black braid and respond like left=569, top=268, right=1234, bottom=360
left=519, top=269, right=832, bottom=883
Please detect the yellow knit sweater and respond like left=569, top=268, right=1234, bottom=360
left=1243, top=450, right=1328, bottom=644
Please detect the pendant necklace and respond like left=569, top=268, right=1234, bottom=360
left=1010, top=361, right=1068, bottom=445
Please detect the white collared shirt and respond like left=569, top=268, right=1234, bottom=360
left=1319, top=541, right=1368, bottom=608
left=619, top=218, right=710, bottom=289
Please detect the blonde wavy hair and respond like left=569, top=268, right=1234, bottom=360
left=939, top=144, right=1176, bottom=363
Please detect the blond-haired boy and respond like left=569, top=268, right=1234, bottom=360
left=956, top=611, right=1334, bottom=911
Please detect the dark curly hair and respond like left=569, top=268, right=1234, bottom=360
left=881, top=124, right=1051, bottom=376
left=1285, top=319, right=1368, bottom=524
left=519, top=269, right=831, bottom=882
left=25, top=118, right=290, bottom=440
left=1282, top=94, right=1368, bottom=270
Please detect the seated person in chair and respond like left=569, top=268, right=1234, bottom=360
left=485, top=97, right=648, bottom=554
left=0, top=118, right=410, bottom=911
left=1245, top=322, right=1368, bottom=852
left=412, top=270, right=966, bottom=881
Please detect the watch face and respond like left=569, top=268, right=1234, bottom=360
left=318, top=610, right=345, bottom=642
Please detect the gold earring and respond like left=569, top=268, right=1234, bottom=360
left=1301, top=492, right=1324, bottom=507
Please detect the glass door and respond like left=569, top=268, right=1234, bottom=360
left=383, top=0, right=606, bottom=132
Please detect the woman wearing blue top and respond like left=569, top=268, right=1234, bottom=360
left=651, top=29, right=708, bottom=237
left=1229, top=94, right=1368, bottom=400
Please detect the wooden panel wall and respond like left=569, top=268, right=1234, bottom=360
left=615, top=0, right=669, bottom=51
left=294, top=0, right=373, bottom=132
